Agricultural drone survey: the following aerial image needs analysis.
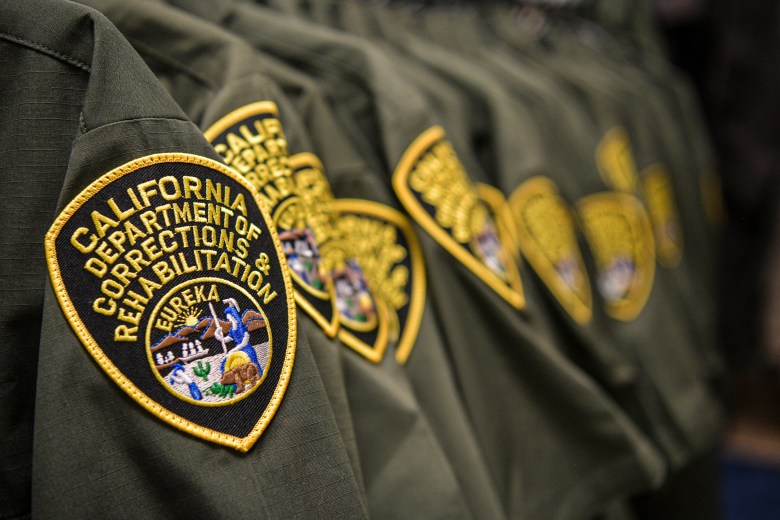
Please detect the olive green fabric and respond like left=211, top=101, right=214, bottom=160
left=347, top=10, right=724, bottom=520
left=353, top=1, right=726, bottom=507
left=72, top=0, right=373, bottom=500
left=356, top=1, right=641, bottom=386
left=403, top=6, right=724, bottom=516
left=1, top=1, right=367, bottom=517
left=0, top=3, right=92, bottom=515
left=98, top=1, right=502, bottom=517
left=412, top=5, right=687, bottom=464
left=2, top=1, right=724, bottom=518
left=156, top=1, right=508, bottom=517
left=484, top=8, right=717, bottom=339
left=404, top=4, right=724, bottom=466
left=346, top=2, right=685, bottom=479
left=494, top=21, right=725, bottom=462
left=331, top=0, right=684, bottom=492
left=584, top=0, right=667, bottom=57
left=175, top=3, right=669, bottom=518
left=542, top=28, right=721, bottom=373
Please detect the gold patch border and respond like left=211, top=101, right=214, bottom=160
left=576, top=191, right=656, bottom=322
left=202, top=101, right=279, bottom=142
left=595, top=126, right=639, bottom=193
left=44, top=153, right=297, bottom=452
left=331, top=199, right=427, bottom=365
left=391, top=126, right=525, bottom=310
left=509, top=176, right=593, bottom=324
left=640, top=164, right=684, bottom=269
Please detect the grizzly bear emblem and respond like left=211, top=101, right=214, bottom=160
left=220, top=363, right=261, bottom=394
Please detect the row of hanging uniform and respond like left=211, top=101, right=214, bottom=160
left=0, top=0, right=726, bottom=518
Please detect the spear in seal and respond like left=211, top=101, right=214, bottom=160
left=209, top=301, right=228, bottom=354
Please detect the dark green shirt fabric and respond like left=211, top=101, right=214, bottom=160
left=337, top=1, right=686, bottom=475
left=1, top=1, right=724, bottom=518
left=72, top=0, right=373, bottom=501
left=1, top=1, right=367, bottom=517
left=171, top=4, right=668, bottom=518
left=395, top=4, right=724, bottom=467
left=90, top=1, right=499, bottom=518
left=493, top=20, right=724, bottom=462
left=155, top=1, right=505, bottom=518
left=332, top=9, right=725, bottom=519
left=403, top=6, right=724, bottom=517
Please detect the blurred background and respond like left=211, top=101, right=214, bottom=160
left=653, top=0, right=780, bottom=517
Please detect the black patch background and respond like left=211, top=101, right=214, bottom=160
left=55, top=161, right=290, bottom=439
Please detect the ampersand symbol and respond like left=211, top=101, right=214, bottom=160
left=255, top=252, right=271, bottom=275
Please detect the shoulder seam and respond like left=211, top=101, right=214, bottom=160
left=0, top=31, right=91, bottom=72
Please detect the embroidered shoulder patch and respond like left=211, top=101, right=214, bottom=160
left=509, top=177, right=592, bottom=324
left=640, top=165, right=683, bottom=268
left=596, top=127, right=639, bottom=193
left=331, top=199, right=426, bottom=365
left=290, top=153, right=390, bottom=363
left=392, top=126, right=524, bottom=309
left=205, top=102, right=339, bottom=337
left=576, top=192, right=656, bottom=321
left=45, top=153, right=296, bottom=452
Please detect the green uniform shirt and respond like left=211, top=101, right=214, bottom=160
left=414, top=7, right=724, bottom=516
left=73, top=0, right=376, bottom=500
left=158, top=1, right=509, bottom=518
left=187, top=4, right=667, bottom=518
left=107, top=1, right=500, bottom=517
left=501, top=21, right=723, bottom=461
left=347, top=2, right=683, bottom=478
left=1, top=1, right=367, bottom=517
left=411, top=4, right=724, bottom=466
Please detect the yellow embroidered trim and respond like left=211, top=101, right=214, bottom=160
left=641, top=164, right=684, bottom=268
left=203, top=101, right=280, bottom=142
left=331, top=199, right=427, bottom=365
left=576, top=192, right=656, bottom=322
left=509, top=176, right=592, bottom=324
left=392, top=126, right=524, bottom=310
left=44, top=153, right=297, bottom=452
left=596, top=127, right=639, bottom=193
